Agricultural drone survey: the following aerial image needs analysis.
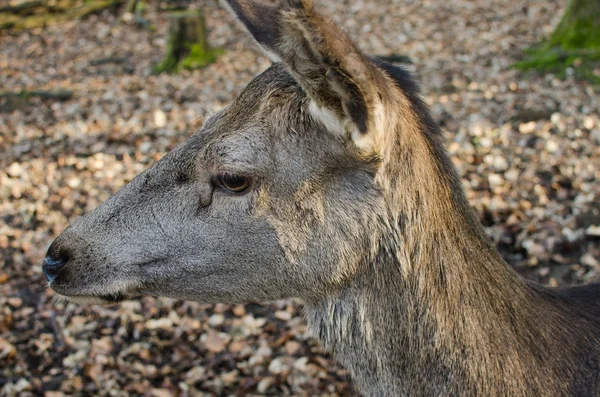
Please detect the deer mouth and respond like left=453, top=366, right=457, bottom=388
left=50, top=276, right=140, bottom=305
left=46, top=258, right=154, bottom=305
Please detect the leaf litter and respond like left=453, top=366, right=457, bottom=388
left=1, top=0, right=599, bottom=396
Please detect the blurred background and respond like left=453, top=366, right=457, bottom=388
left=0, top=0, right=599, bottom=395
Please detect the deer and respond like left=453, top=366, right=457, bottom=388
left=42, top=0, right=600, bottom=395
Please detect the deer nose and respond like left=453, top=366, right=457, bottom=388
left=42, top=255, right=68, bottom=282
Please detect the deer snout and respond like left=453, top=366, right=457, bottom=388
left=42, top=239, right=71, bottom=283
left=42, top=254, right=68, bottom=282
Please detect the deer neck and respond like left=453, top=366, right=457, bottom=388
left=305, top=112, right=549, bottom=395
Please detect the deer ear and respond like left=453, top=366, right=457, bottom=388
left=220, top=0, right=282, bottom=61
left=223, top=0, right=395, bottom=154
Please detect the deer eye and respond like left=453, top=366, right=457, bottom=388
left=216, top=173, right=251, bottom=193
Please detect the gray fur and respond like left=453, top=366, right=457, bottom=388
left=46, top=1, right=600, bottom=396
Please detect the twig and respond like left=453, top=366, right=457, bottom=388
left=0, top=89, right=73, bottom=101
left=49, top=311, right=65, bottom=349
left=90, top=56, right=128, bottom=66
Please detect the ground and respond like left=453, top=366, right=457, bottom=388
left=0, top=0, right=599, bottom=396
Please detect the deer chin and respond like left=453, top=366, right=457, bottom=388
left=53, top=292, right=130, bottom=306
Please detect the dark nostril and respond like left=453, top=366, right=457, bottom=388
left=42, top=255, right=68, bottom=282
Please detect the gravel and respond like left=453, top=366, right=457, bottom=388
left=1, top=0, right=599, bottom=395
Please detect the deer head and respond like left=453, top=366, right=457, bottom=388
left=44, top=0, right=421, bottom=306
left=45, top=3, right=600, bottom=396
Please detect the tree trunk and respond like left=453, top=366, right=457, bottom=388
left=550, top=0, right=600, bottom=49
left=515, top=0, right=600, bottom=82
left=154, top=11, right=221, bottom=74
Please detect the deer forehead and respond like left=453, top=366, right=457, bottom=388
left=188, top=65, right=355, bottom=176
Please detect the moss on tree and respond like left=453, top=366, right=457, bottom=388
left=154, top=10, right=221, bottom=74
left=515, top=0, right=600, bottom=83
